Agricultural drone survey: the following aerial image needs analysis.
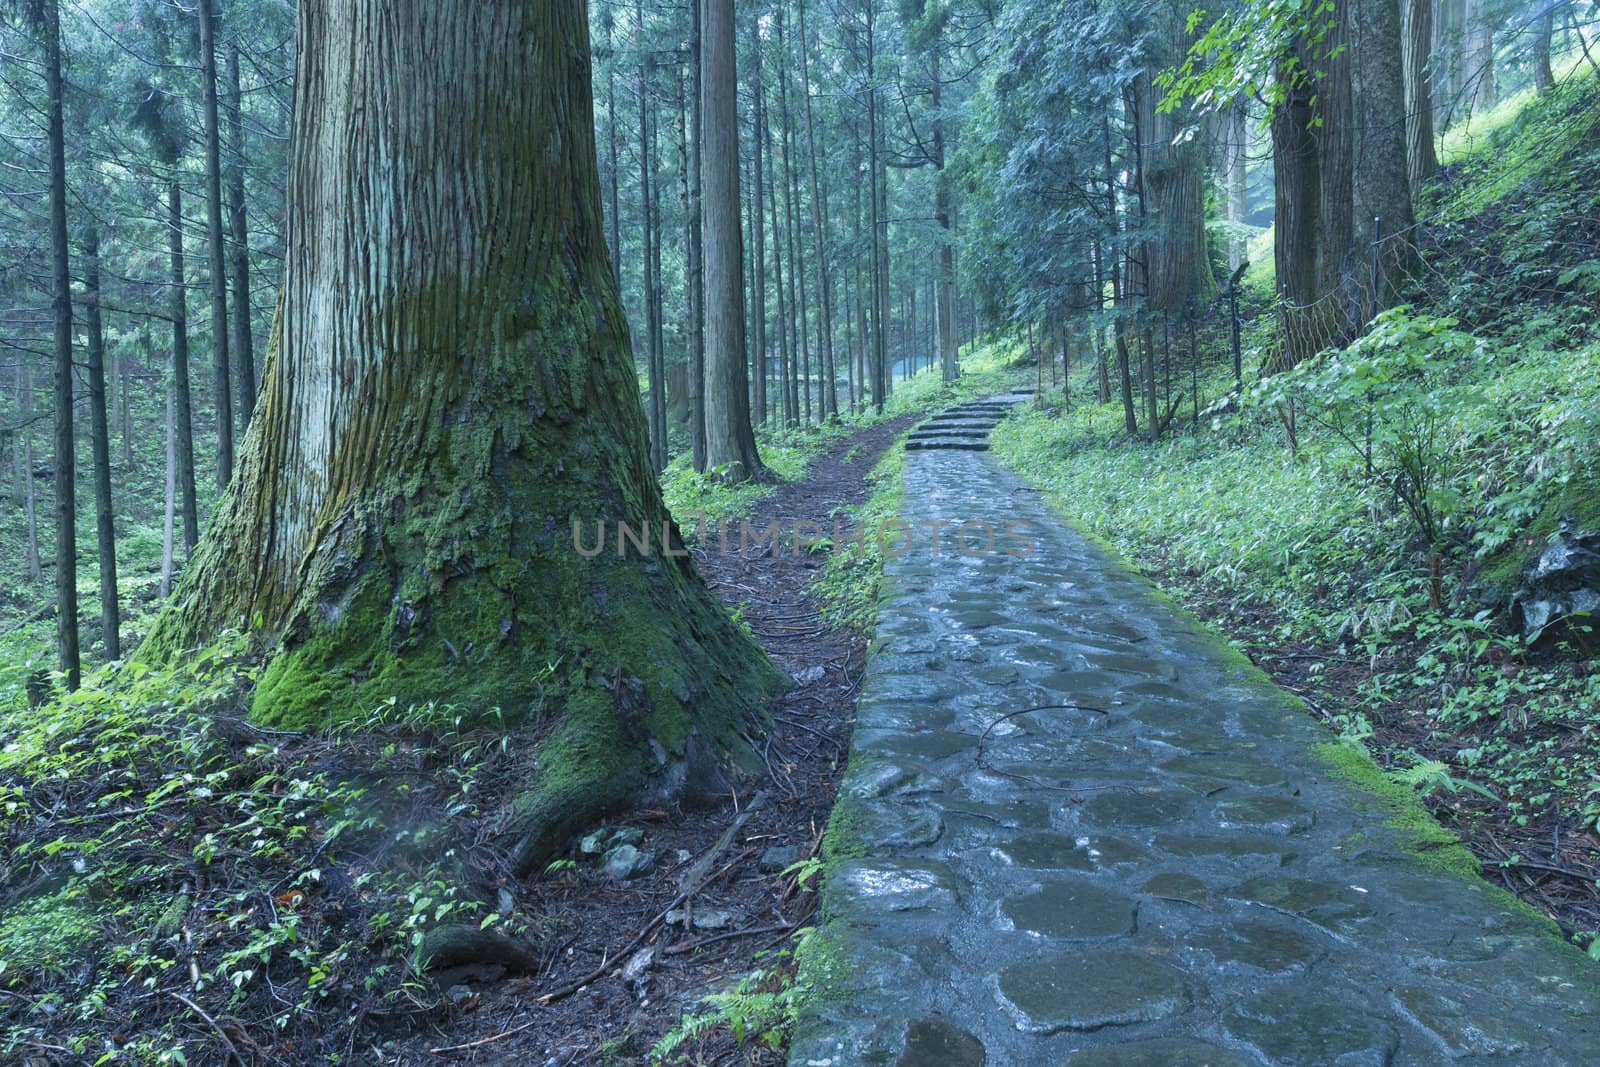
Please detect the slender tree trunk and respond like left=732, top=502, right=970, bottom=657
left=1435, top=0, right=1465, bottom=127
left=796, top=0, right=837, bottom=417
left=42, top=0, right=79, bottom=687
left=1228, top=104, right=1249, bottom=270
left=22, top=367, right=43, bottom=582
left=84, top=225, right=121, bottom=660
left=145, top=0, right=776, bottom=871
left=225, top=43, right=257, bottom=430
left=776, top=13, right=812, bottom=424
left=687, top=3, right=707, bottom=469
left=1466, top=0, right=1495, bottom=113
left=701, top=0, right=764, bottom=477
left=119, top=331, right=136, bottom=468
left=1104, top=121, right=1139, bottom=436
left=764, top=80, right=793, bottom=429
left=168, top=180, right=200, bottom=552
left=648, top=89, right=669, bottom=468
left=1403, top=0, right=1439, bottom=195
left=199, top=0, right=235, bottom=486
left=750, top=25, right=768, bottom=428
left=865, top=3, right=886, bottom=411
left=636, top=30, right=666, bottom=471
left=160, top=367, right=176, bottom=599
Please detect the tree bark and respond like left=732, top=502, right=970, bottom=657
left=865, top=1, right=886, bottom=411
left=686, top=4, right=707, bottom=470
left=750, top=23, right=768, bottom=428
left=143, top=0, right=777, bottom=870
left=168, top=180, right=200, bottom=553
left=84, top=224, right=121, bottom=660
left=42, top=0, right=79, bottom=687
left=636, top=19, right=667, bottom=472
left=225, top=42, right=258, bottom=431
left=701, top=0, right=764, bottom=477
left=1136, top=0, right=1214, bottom=315
left=198, top=0, right=235, bottom=486
left=1532, top=6, right=1555, bottom=93
left=765, top=92, right=793, bottom=429
left=1228, top=104, right=1248, bottom=271
left=776, top=12, right=812, bottom=424
left=796, top=0, right=838, bottom=416
left=1403, top=0, right=1439, bottom=195
left=1352, top=0, right=1418, bottom=306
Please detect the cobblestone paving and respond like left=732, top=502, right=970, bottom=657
left=789, top=394, right=1600, bottom=1066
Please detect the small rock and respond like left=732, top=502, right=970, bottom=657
left=759, top=845, right=802, bottom=873
left=602, top=844, right=656, bottom=880
left=666, top=907, right=737, bottom=930
left=792, top=665, right=828, bottom=686
left=580, top=826, right=644, bottom=855
left=446, top=984, right=478, bottom=1009
left=620, top=946, right=655, bottom=983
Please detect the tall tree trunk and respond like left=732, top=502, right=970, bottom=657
left=750, top=24, right=768, bottom=428
left=144, top=0, right=776, bottom=871
left=1136, top=0, right=1215, bottom=315
left=198, top=0, right=235, bottom=486
left=1228, top=103, right=1249, bottom=271
left=84, top=224, right=121, bottom=660
left=168, top=180, right=200, bottom=552
left=22, top=367, right=43, bottom=582
left=1271, top=10, right=1354, bottom=369
left=1352, top=0, right=1418, bottom=306
left=865, top=2, right=886, bottom=412
left=1403, top=0, right=1439, bottom=195
left=765, top=93, right=793, bottom=429
left=686, top=3, right=707, bottom=469
left=648, top=85, right=669, bottom=469
left=605, top=12, right=622, bottom=283
left=1435, top=0, right=1465, bottom=127
left=776, top=12, right=812, bottom=424
left=160, top=365, right=176, bottom=598
left=636, top=26, right=666, bottom=471
left=225, top=43, right=257, bottom=430
left=1532, top=6, right=1555, bottom=93
left=43, top=0, right=79, bottom=688
left=1102, top=120, right=1139, bottom=436
left=701, top=0, right=764, bottom=477
left=796, top=0, right=838, bottom=416
left=1466, top=0, right=1495, bottom=113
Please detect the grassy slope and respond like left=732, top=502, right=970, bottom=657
left=993, top=70, right=1600, bottom=945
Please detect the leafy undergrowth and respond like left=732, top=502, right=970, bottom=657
left=993, top=72, right=1600, bottom=951
left=0, top=639, right=554, bottom=1063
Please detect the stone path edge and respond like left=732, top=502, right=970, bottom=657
left=785, top=421, right=1597, bottom=1066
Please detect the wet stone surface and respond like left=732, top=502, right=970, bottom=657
left=788, top=395, right=1600, bottom=1066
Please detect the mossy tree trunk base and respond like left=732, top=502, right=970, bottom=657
left=140, top=0, right=781, bottom=867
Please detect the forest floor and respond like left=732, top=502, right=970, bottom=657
left=387, top=415, right=916, bottom=1066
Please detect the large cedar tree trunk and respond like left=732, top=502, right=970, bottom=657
left=144, top=0, right=778, bottom=871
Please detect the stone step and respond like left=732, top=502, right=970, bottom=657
left=904, top=439, right=991, bottom=451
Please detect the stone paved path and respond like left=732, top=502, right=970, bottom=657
left=790, top=393, right=1600, bottom=1066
